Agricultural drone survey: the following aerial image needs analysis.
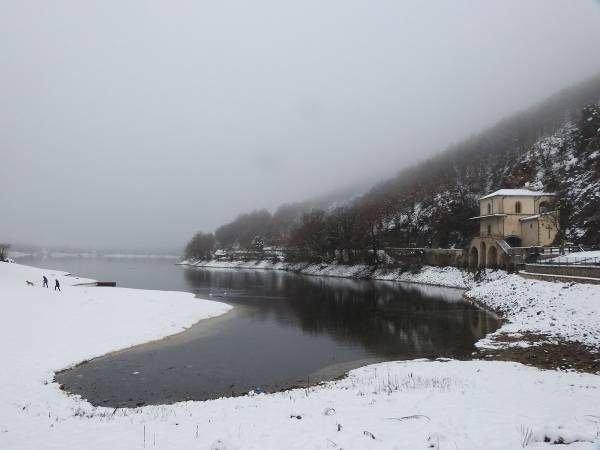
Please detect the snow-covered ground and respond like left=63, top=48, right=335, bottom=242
left=0, top=262, right=231, bottom=450
left=182, top=258, right=507, bottom=289
left=466, top=274, right=600, bottom=350
left=2, top=261, right=600, bottom=449
left=549, top=250, right=600, bottom=265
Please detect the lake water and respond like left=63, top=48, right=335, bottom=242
left=20, top=256, right=500, bottom=407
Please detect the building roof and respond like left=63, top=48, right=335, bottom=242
left=480, top=189, right=555, bottom=200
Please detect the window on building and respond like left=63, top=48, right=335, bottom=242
left=487, top=225, right=491, bottom=236
left=530, top=224, right=533, bottom=229
left=539, top=201, right=549, bottom=214
left=515, top=201, right=521, bottom=214
left=487, top=203, right=491, bottom=215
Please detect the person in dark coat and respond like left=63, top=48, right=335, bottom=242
left=42, top=276, right=49, bottom=288
left=54, top=279, right=61, bottom=291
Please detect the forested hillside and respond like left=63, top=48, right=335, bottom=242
left=185, top=74, right=600, bottom=262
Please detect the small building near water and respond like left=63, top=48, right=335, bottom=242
left=468, top=189, right=559, bottom=268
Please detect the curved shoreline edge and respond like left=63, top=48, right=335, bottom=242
left=178, top=258, right=508, bottom=290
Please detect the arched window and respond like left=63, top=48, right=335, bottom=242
left=487, top=224, right=491, bottom=236
left=487, top=203, right=491, bottom=215
left=515, top=201, right=522, bottom=214
left=539, top=201, right=549, bottom=214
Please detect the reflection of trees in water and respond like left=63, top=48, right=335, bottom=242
left=183, top=268, right=500, bottom=358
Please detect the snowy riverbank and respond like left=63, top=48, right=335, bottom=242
left=466, top=274, right=600, bottom=352
left=2, top=261, right=600, bottom=449
left=180, top=258, right=507, bottom=289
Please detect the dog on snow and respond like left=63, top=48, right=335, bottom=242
left=25, top=280, right=34, bottom=286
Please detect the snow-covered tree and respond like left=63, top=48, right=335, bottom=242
left=251, top=236, right=265, bottom=254
left=184, top=232, right=216, bottom=260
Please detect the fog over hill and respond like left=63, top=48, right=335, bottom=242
left=199, top=73, right=600, bottom=262
left=2, top=1, right=600, bottom=251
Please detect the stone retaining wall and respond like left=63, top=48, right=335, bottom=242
left=525, top=263, right=600, bottom=279
left=385, top=248, right=466, bottom=268
left=520, top=271, right=600, bottom=285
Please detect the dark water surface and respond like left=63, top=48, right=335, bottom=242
left=22, top=257, right=499, bottom=407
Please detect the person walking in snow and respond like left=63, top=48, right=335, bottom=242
left=42, top=275, right=49, bottom=288
left=54, top=279, right=61, bottom=291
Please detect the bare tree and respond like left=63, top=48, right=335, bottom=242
left=184, top=232, right=216, bottom=261
left=0, top=243, right=10, bottom=261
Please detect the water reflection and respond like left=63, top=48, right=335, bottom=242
left=183, top=269, right=496, bottom=358
left=56, top=267, right=499, bottom=407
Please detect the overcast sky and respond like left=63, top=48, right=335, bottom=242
left=2, top=1, right=600, bottom=252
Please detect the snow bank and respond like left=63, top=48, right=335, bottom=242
left=374, top=265, right=507, bottom=289
left=0, top=262, right=231, bottom=449
left=182, top=259, right=507, bottom=289
left=466, top=274, right=600, bottom=350
left=5, top=354, right=600, bottom=449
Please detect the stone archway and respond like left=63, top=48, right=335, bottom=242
left=480, top=242, right=487, bottom=268
left=469, top=246, right=479, bottom=269
left=505, top=236, right=522, bottom=247
left=488, top=245, right=498, bottom=268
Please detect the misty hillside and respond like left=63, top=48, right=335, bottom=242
left=187, top=74, right=600, bottom=261
left=360, top=74, right=600, bottom=248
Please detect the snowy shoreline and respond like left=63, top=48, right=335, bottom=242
left=2, top=261, right=600, bottom=449
left=179, top=258, right=507, bottom=289
left=466, top=274, right=600, bottom=352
